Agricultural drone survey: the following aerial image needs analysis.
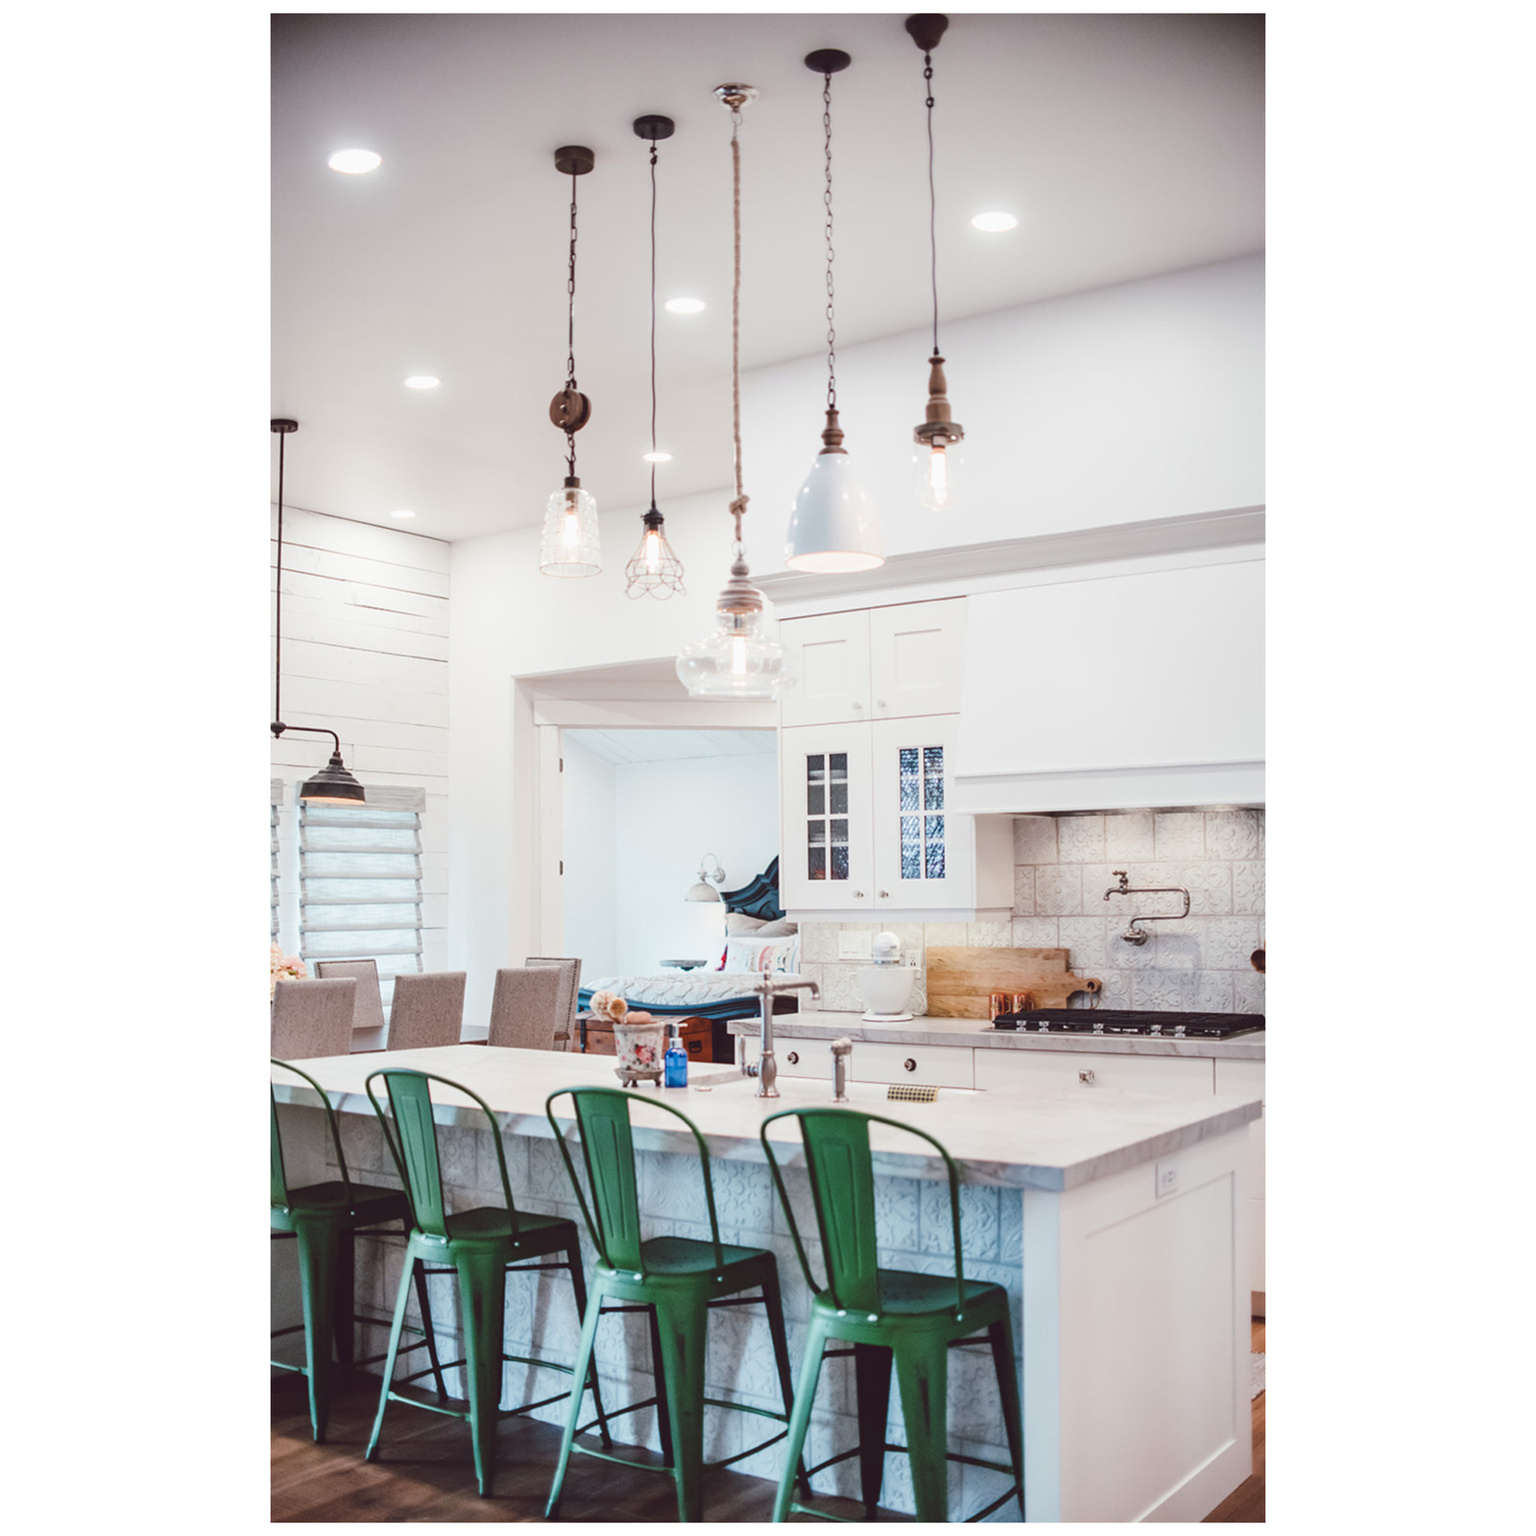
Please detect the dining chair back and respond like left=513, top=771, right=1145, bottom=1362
left=386, top=970, right=467, bottom=1051
left=272, top=977, right=356, bottom=1059
left=313, top=958, right=386, bottom=1035
left=524, top=956, right=581, bottom=1050
left=486, top=965, right=565, bottom=1051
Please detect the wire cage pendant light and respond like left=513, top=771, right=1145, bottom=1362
left=540, top=145, right=601, bottom=577
left=626, top=114, right=686, bottom=599
left=270, top=419, right=366, bottom=805
left=676, top=85, right=794, bottom=701
left=786, top=49, right=883, bottom=575
left=906, top=14, right=966, bottom=512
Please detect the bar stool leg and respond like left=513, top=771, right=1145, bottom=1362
left=854, top=1342, right=895, bottom=1515
left=562, top=1242, right=612, bottom=1448
left=988, top=1316, right=1026, bottom=1517
left=773, top=1312, right=831, bottom=1521
left=653, top=1291, right=710, bottom=1522
left=332, top=1229, right=356, bottom=1369
left=546, top=1273, right=608, bottom=1519
left=455, top=1248, right=509, bottom=1498
left=893, top=1333, right=952, bottom=1523
left=292, top=1217, right=339, bottom=1443
left=760, top=1271, right=809, bottom=1497
left=410, top=1253, right=448, bottom=1401
left=365, top=1239, right=419, bottom=1462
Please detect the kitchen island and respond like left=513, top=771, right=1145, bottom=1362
left=273, top=1044, right=1260, bottom=1521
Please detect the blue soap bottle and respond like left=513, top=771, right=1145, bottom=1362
left=664, top=1023, right=688, bottom=1088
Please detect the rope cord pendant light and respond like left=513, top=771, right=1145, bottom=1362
left=676, top=85, right=793, bottom=700
left=905, top=14, right=965, bottom=511
left=270, top=419, right=365, bottom=805
left=625, top=114, right=686, bottom=599
left=540, top=144, right=601, bottom=577
left=785, top=49, right=883, bottom=575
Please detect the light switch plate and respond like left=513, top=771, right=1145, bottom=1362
left=1154, top=1159, right=1179, bottom=1198
left=838, top=930, right=873, bottom=961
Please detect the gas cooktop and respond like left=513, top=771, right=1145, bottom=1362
left=991, top=1008, right=1263, bottom=1040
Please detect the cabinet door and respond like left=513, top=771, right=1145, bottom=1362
left=779, top=724, right=874, bottom=910
left=778, top=610, right=871, bottom=728
left=869, top=598, right=966, bottom=719
left=871, top=715, right=973, bottom=910
left=982, top=1048, right=1216, bottom=1095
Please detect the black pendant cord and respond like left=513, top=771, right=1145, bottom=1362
left=924, top=48, right=940, bottom=359
left=649, top=140, right=658, bottom=508
left=567, top=169, right=579, bottom=478
left=273, top=428, right=284, bottom=728
left=822, top=70, right=838, bottom=411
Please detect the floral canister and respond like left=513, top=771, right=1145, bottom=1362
left=611, top=1017, right=666, bottom=1087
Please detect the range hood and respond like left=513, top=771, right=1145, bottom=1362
left=949, top=559, right=1265, bottom=815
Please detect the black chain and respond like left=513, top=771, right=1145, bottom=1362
left=649, top=141, right=658, bottom=505
left=925, top=52, right=939, bottom=359
left=823, top=70, right=837, bottom=410
left=566, top=170, right=579, bottom=477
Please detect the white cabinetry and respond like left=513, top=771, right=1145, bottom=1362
left=1216, top=1059, right=1266, bottom=1308
left=780, top=598, right=965, bottom=728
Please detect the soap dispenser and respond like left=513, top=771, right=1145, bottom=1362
left=664, top=1022, right=689, bottom=1088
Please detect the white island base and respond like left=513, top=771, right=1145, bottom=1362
left=273, top=1046, right=1257, bottom=1521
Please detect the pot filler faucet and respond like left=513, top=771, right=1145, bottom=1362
left=742, top=975, right=822, bottom=1098
left=1105, top=869, right=1192, bottom=946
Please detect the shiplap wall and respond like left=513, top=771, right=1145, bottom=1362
left=271, top=505, right=449, bottom=971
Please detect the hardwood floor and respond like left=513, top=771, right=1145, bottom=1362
left=272, top=1318, right=1267, bottom=1522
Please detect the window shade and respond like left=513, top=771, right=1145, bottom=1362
left=299, top=785, right=425, bottom=1012
left=271, top=778, right=283, bottom=942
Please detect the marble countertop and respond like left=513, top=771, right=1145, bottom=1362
left=728, top=1009, right=1265, bottom=1062
left=272, top=1043, right=1261, bottom=1193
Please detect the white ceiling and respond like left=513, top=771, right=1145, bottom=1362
left=566, top=728, right=778, bottom=766
left=272, top=12, right=1264, bottom=541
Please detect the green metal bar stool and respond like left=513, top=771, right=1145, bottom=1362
left=543, top=1086, right=804, bottom=1523
left=363, top=1068, right=611, bottom=1498
left=270, top=1058, right=446, bottom=1444
left=760, top=1107, right=1025, bottom=1523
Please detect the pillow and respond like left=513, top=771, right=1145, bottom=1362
left=753, top=917, right=798, bottom=938
left=721, top=936, right=800, bottom=975
left=725, top=912, right=769, bottom=936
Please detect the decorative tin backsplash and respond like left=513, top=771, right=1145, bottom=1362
left=795, top=807, right=1265, bottom=1016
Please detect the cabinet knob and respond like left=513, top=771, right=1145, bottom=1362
left=904, top=1058, right=918, bottom=1072
left=878, top=890, right=890, bottom=898
left=1078, top=1069, right=1096, bottom=1085
left=853, top=890, right=865, bottom=899
left=876, top=699, right=887, bottom=709
left=787, top=1051, right=799, bottom=1065
left=852, top=700, right=862, bottom=711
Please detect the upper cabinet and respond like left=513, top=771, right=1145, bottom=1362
left=779, top=598, right=966, bottom=729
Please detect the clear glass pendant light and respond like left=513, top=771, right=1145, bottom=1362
left=786, top=50, right=883, bottom=575
left=676, top=84, right=793, bottom=701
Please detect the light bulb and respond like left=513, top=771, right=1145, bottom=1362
left=643, top=530, right=662, bottom=572
left=730, top=636, right=748, bottom=676
left=913, top=439, right=963, bottom=512
left=676, top=605, right=794, bottom=699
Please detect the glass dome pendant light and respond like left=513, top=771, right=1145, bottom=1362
left=785, top=49, right=884, bottom=576
left=676, top=85, right=794, bottom=701
left=624, top=114, right=686, bottom=599
left=539, top=144, right=601, bottom=577
left=906, top=14, right=966, bottom=512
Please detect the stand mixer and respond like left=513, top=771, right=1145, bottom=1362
left=857, top=931, right=917, bottom=1022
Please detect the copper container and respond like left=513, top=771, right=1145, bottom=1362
left=990, top=992, right=1011, bottom=1019
left=1010, top=992, right=1034, bottom=1015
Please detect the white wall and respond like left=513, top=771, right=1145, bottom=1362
left=610, top=752, right=780, bottom=977
left=271, top=505, right=449, bottom=971
left=448, top=255, right=1264, bottom=998
left=559, top=735, right=617, bottom=978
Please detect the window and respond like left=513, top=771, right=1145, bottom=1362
left=270, top=778, right=283, bottom=941
left=299, top=784, right=425, bottom=1014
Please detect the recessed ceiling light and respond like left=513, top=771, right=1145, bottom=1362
left=328, top=149, right=382, bottom=175
left=403, top=375, right=440, bottom=389
left=391, top=509, right=416, bottom=519
left=642, top=451, right=673, bottom=463
left=664, top=297, right=706, bottom=314
left=970, top=211, right=1018, bottom=233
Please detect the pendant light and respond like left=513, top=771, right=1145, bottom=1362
left=906, top=14, right=965, bottom=511
left=785, top=49, right=883, bottom=575
left=539, top=145, right=600, bottom=577
left=270, top=419, right=365, bottom=805
left=675, top=85, right=793, bottom=700
left=625, top=114, right=686, bottom=600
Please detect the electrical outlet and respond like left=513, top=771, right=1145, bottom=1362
left=838, top=930, right=874, bottom=961
left=1155, top=1159, right=1179, bottom=1198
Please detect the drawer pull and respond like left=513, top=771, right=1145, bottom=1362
left=904, top=1058, right=918, bottom=1073
left=1078, top=1069, right=1096, bottom=1085
left=787, top=1051, right=799, bottom=1065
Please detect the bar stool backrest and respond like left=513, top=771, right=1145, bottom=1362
left=487, top=966, right=565, bottom=1050
left=545, top=1086, right=724, bottom=1276
left=387, top=970, right=467, bottom=1051
left=271, top=1057, right=354, bottom=1211
left=365, top=1068, right=520, bottom=1241
left=313, top=958, right=386, bottom=1034
left=760, top=1107, right=967, bottom=1317
left=272, top=977, right=357, bottom=1059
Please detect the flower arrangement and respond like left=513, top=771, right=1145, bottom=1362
left=588, top=989, right=629, bottom=1022
left=271, top=941, right=308, bottom=997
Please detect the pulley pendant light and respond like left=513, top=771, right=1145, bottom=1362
left=905, top=14, right=965, bottom=511
left=540, top=144, right=601, bottom=577
left=270, top=419, right=365, bottom=805
left=625, top=114, right=686, bottom=599
left=676, top=85, right=793, bottom=700
left=785, top=49, right=883, bottom=575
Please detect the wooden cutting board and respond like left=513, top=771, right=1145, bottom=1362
left=925, top=946, right=1102, bottom=1017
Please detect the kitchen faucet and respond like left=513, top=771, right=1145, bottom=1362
left=1104, top=869, right=1192, bottom=945
left=742, top=976, right=821, bottom=1098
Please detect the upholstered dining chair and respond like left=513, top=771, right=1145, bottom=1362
left=314, top=958, right=387, bottom=1036
left=486, top=966, right=565, bottom=1051
left=524, top=956, right=581, bottom=1051
left=271, top=977, right=356, bottom=1059
left=386, top=970, right=467, bottom=1051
